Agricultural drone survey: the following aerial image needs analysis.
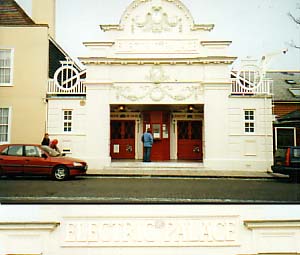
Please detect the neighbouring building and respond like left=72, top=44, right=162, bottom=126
left=0, top=204, right=300, bottom=255
left=0, top=0, right=49, bottom=144
left=0, top=0, right=82, bottom=145
left=47, top=0, right=274, bottom=172
left=269, top=71, right=300, bottom=149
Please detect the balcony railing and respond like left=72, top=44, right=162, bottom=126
left=47, top=79, right=86, bottom=96
left=231, top=69, right=273, bottom=96
left=231, top=78, right=272, bottom=95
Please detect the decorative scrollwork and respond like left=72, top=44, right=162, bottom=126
left=114, top=65, right=201, bottom=101
left=236, top=64, right=263, bottom=91
left=132, top=4, right=182, bottom=33
left=113, top=83, right=201, bottom=102
left=54, top=62, right=80, bottom=91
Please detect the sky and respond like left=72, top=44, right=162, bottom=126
left=16, top=0, right=300, bottom=70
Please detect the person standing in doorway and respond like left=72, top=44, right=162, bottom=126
left=142, top=128, right=153, bottom=162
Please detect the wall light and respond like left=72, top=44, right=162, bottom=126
left=188, top=105, right=194, bottom=112
left=119, top=105, right=125, bottom=111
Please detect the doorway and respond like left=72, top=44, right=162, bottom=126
left=110, top=120, right=135, bottom=159
left=143, top=111, right=170, bottom=161
left=177, top=120, right=203, bottom=160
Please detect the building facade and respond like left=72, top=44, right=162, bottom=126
left=0, top=0, right=82, bottom=146
left=0, top=205, right=300, bottom=255
left=47, top=0, right=273, bottom=172
left=0, top=0, right=49, bottom=144
left=269, top=71, right=300, bottom=149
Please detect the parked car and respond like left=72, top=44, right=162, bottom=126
left=0, top=144, right=87, bottom=181
left=272, top=146, right=300, bottom=182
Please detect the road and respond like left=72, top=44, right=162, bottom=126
left=0, top=176, right=299, bottom=203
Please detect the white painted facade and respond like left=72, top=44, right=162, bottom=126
left=0, top=205, right=300, bottom=255
left=47, top=0, right=273, bottom=172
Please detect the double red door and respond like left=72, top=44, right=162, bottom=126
left=143, top=111, right=170, bottom=161
left=110, top=120, right=135, bottom=159
left=177, top=121, right=203, bottom=160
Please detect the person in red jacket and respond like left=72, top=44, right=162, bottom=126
left=50, top=139, right=61, bottom=154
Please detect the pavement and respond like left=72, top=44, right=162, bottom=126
left=86, top=161, right=289, bottom=179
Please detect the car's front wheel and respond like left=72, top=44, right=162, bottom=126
left=52, top=165, right=69, bottom=181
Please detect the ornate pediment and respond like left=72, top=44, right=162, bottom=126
left=100, top=0, right=214, bottom=34
left=132, top=4, right=182, bottom=33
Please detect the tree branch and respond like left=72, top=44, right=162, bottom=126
left=288, top=12, right=300, bottom=24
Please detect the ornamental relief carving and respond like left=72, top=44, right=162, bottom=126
left=131, top=4, right=182, bottom=33
left=114, top=66, right=202, bottom=102
left=114, top=82, right=202, bottom=102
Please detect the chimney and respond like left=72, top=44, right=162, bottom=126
left=32, top=0, right=56, bottom=38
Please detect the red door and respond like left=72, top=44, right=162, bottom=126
left=110, top=120, right=135, bottom=159
left=177, top=121, right=203, bottom=160
left=143, top=111, right=170, bottom=161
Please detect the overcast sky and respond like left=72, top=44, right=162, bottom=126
left=16, top=0, right=300, bottom=70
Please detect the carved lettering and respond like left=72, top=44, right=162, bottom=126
left=62, top=217, right=239, bottom=247
left=116, top=39, right=198, bottom=53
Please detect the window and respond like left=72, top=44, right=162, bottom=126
left=244, top=110, right=255, bottom=133
left=1, top=145, right=23, bottom=156
left=0, top=108, right=10, bottom=143
left=294, top=148, right=300, bottom=158
left=63, top=110, right=72, bottom=132
left=275, top=127, right=295, bottom=149
left=0, top=49, right=13, bottom=85
left=25, top=145, right=42, bottom=157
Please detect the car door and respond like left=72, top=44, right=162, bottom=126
left=0, top=145, right=25, bottom=175
left=23, top=145, right=52, bottom=175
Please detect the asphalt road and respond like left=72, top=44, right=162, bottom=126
left=0, top=176, right=299, bottom=204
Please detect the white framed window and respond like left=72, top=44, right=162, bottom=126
left=244, top=110, right=255, bottom=133
left=0, top=49, right=14, bottom=86
left=274, top=127, right=296, bottom=150
left=0, top=107, right=11, bottom=143
left=63, top=110, right=72, bottom=132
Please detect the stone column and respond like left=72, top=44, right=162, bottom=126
left=203, top=83, right=229, bottom=170
left=85, top=83, right=111, bottom=170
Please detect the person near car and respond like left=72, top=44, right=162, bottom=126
left=41, top=133, right=50, bottom=146
left=50, top=139, right=61, bottom=154
left=141, top=128, right=153, bottom=162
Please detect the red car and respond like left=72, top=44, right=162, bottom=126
left=0, top=144, right=87, bottom=181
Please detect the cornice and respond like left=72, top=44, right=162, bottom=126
left=100, top=23, right=215, bottom=32
left=100, top=24, right=122, bottom=32
left=244, top=220, right=300, bottom=229
left=83, top=41, right=115, bottom=47
left=0, top=24, right=49, bottom=28
left=79, top=56, right=237, bottom=65
left=191, top=24, right=214, bottom=31
left=201, top=41, right=232, bottom=46
left=0, top=222, right=60, bottom=231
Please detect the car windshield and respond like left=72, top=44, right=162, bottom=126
left=41, top=145, right=60, bottom=157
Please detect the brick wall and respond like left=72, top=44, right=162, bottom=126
left=273, top=103, right=300, bottom=118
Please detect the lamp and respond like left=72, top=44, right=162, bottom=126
left=188, top=105, right=194, bottom=112
left=119, top=105, right=125, bottom=111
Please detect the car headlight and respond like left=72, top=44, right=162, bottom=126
left=73, top=162, right=83, bottom=167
